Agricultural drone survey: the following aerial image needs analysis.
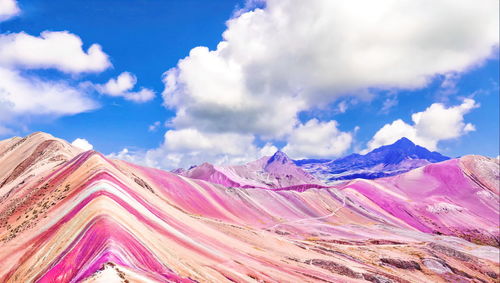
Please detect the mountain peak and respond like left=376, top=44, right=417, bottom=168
left=26, top=131, right=56, bottom=141
left=393, top=137, right=415, bottom=147
left=300, top=136, right=451, bottom=182
left=371, top=137, right=418, bottom=154
left=369, top=137, right=449, bottom=164
left=267, top=150, right=292, bottom=165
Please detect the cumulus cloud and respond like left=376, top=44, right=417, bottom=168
left=98, top=72, right=136, bottom=95
left=97, top=72, right=155, bottom=103
left=0, top=65, right=100, bottom=136
left=162, top=0, right=498, bottom=138
left=149, top=129, right=278, bottom=169
left=283, top=119, right=353, bottom=159
left=162, top=50, right=304, bottom=138
left=71, top=138, right=94, bottom=151
left=0, top=67, right=98, bottom=122
left=125, top=88, right=155, bottom=103
left=0, top=31, right=111, bottom=73
left=0, top=0, right=19, bottom=22
left=0, top=28, right=112, bottom=134
left=364, top=98, right=479, bottom=152
left=107, top=148, right=145, bottom=166
left=0, top=5, right=150, bottom=136
left=108, top=0, right=499, bottom=168
left=108, top=128, right=278, bottom=170
left=133, top=0, right=499, bottom=168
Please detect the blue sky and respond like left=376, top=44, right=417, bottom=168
left=0, top=0, right=498, bottom=169
left=0, top=0, right=243, bottom=151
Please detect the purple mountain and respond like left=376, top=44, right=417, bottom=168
left=296, top=137, right=450, bottom=182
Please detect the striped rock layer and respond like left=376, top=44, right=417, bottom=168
left=0, top=133, right=498, bottom=282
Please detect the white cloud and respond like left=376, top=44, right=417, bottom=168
left=0, top=5, right=146, bottom=134
left=0, top=67, right=98, bottom=121
left=98, top=72, right=136, bottom=95
left=0, top=29, right=108, bottom=130
left=124, top=88, right=155, bottom=103
left=107, top=148, right=145, bottom=166
left=0, top=31, right=111, bottom=73
left=162, top=0, right=499, bottom=139
left=143, top=0, right=499, bottom=168
left=97, top=72, right=155, bottom=103
left=153, top=129, right=278, bottom=169
left=71, top=138, right=94, bottom=151
left=283, top=119, right=353, bottom=159
left=365, top=98, right=479, bottom=152
left=162, top=50, right=304, bottom=138
left=0, top=0, right=19, bottom=22
left=109, top=128, right=278, bottom=170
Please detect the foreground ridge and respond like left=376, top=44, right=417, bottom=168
left=0, top=133, right=498, bottom=282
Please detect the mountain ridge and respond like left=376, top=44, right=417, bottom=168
left=180, top=137, right=452, bottom=186
left=180, top=150, right=325, bottom=189
left=296, top=137, right=450, bottom=182
left=0, top=132, right=498, bottom=282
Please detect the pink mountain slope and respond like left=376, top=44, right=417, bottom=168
left=180, top=150, right=325, bottom=189
left=336, top=155, right=500, bottom=246
left=0, top=133, right=498, bottom=282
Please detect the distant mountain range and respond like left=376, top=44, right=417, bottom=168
left=296, top=137, right=450, bottom=182
left=179, top=150, right=325, bottom=189
left=178, top=137, right=450, bottom=187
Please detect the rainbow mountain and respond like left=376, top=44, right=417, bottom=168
left=0, top=132, right=498, bottom=282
